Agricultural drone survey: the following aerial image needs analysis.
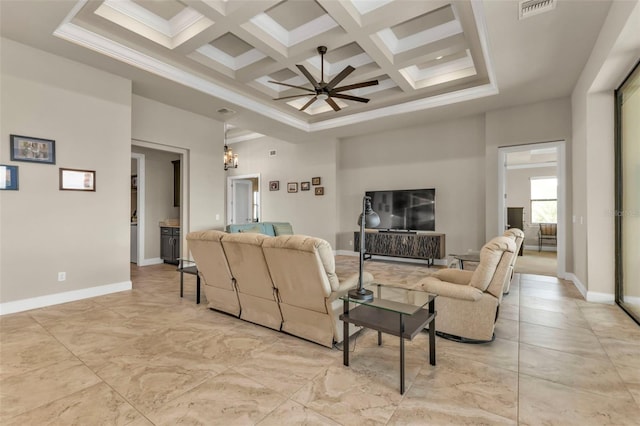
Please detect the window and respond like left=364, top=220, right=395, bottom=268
left=530, top=177, right=557, bottom=223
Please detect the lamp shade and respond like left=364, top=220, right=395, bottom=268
left=358, top=198, right=380, bottom=228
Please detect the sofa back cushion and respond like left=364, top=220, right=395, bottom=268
left=504, top=228, right=524, bottom=265
left=469, top=236, right=516, bottom=295
left=186, top=230, right=234, bottom=291
left=272, top=223, right=294, bottom=236
left=221, top=232, right=275, bottom=300
left=262, top=235, right=338, bottom=313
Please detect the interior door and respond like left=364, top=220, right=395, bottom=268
left=232, top=180, right=253, bottom=224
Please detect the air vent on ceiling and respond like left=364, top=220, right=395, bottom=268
left=217, top=107, right=236, bottom=115
left=519, top=0, right=556, bottom=20
left=269, top=149, right=277, bottom=157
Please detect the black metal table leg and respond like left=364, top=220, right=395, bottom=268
left=343, top=299, right=349, bottom=366
left=400, top=313, right=405, bottom=394
left=180, top=268, right=184, bottom=298
left=196, top=274, right=201, bottom=304
left=429, top=298, right=436, bottom=366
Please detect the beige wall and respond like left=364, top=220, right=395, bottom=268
left=571, top=0, right=639, bottom=299
left=338, top=115, right=487, bottom=256
left=485, top=98, right=572, bottom=271
left=132, top=95, right=226, bottom=260
left=0, top=38, right=132, bottom=304
left=228, top=136, right=338, bottom=245
left=506, top=167, right=557, bottom=244
left=131, top=146, right=180, bottom=260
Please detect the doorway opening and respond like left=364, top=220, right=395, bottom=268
left=498, top=141, right=566, bottom=278
left=131, top=153, right=145, bottom=264
left=132, top=140, right=189, bottom=265
left=227, top=174, right=261, bottom=225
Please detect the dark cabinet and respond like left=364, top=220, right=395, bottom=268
left=172, top=160, right=180, bottom=207
left=507, top=207, right=524, bottom=256
left=161, top=226, right=180, bottom=264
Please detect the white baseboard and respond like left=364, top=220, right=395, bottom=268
left=334, top=250, right=445, bottom=266
left=586, top=291, right=615, bottom=304
left=523, top=245, right=557, bottom=252
left=0, top=281, right=132, bottom=315
left=565, top=273, right=615, bottom=303
left=137, top=257, right=164, bottom=266
left=566, top=273, right=587, bottom=299
left=623, top=295, right=640, bottom=305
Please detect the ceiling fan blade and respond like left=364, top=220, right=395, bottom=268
left=332, top=80, right=379, bottom=93
left=299, top=96, right=318, bottom=111
left=268, top=81, right=315, bottom=92
left=325, top=97, right=341, bottom=112
left=331, top=93, right=370, bottom=103
left=325, top=65, right=355, bottom=90
left=296, top=65, right=320, bottom=89
left=273, top=94, right=312, bottom=100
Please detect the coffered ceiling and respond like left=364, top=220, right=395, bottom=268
left=53, top=0, right=494, bottom=131
left=0, top=0, right=615, bottom=141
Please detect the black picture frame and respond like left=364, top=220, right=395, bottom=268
left=59, top=168, right=96, bottom=191
left=10, top=134, right=56, bottom=164
left=287, top=182, right=298, bottom=193
left=0, top=164, right=19, bottom=190
left=315, top=186, right=324, bottom=196
left=269, top=180, right=279, bottom=191
left=301, top=181, right=310, bottom=191
left=312, top=177, right=321, bottom=185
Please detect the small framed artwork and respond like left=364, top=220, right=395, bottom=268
left=131, top=175, right=138, bottom=190
left=315, top=186, right=324, bottom=196
left=60, top=168, right=96, bottom=191
left=312, top=177, right=321, bottom=186
left=269, top=180, right=279, bottom=191
left=287, top=182, right=298, bottom=193
left=0, top=164, right=19, bottom=190
left=10, top=134, right=56, bottom=164
left=301, top=181, right=310, bottom=191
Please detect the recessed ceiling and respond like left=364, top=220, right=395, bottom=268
left=53, top=0, right=496, bottom=132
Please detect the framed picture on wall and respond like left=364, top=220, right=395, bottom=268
left=131, top=175, right=138, bottom=190
left=0, top=164, right=19, bottom=190
left=59, top=168, right=96, bottom=191
left=315, top=186, right=324, bottom=196
left=10, top=134, right=56, bottom=164
left=312, top=177, right=321, bottom=185
left=301, top=182, right=310, bottom=191
left=287, top=182, right=298, bottom=193
left=269, top=180, right=279, bottom=191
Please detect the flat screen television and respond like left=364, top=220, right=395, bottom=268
left=365, top=188, right=435, bottom=232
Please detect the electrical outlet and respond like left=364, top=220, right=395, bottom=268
left=58, top=272, right=66, bottom=281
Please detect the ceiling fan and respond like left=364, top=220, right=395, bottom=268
left=270, top=46, right=379, bottom=112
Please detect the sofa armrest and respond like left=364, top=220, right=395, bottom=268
left=433, top=268, right=473, bottom=285
left=329, top=271, right=373, bottom=301
left=419, top=276, right=483, bottom=301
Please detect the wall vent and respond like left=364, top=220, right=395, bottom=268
left=519, top=0, right=556, bottom=20
left=269, top=149, right=277, bottom=157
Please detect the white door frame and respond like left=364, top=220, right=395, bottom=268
left=227, top=173, right=261, bottom=225
left=498, top=140, right=566, bottom=279
left=131, top=153, right=145, bottom=265
left=132, top=140, right=189, bottom=262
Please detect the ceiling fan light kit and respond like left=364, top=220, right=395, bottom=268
left=271, top=46, right=379, bottom=112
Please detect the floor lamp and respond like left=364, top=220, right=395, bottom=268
left=349, top=195, right=380, bottom=301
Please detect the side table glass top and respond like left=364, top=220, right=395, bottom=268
left=340, top=283, right=435, bottom=316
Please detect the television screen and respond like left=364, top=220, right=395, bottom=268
left=366, top=188, right=435, bottom=231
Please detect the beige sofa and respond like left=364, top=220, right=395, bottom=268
left=416, top=236, right=516, bottom=342
left=186, top=231, right=372, bottom=347
left=503, top=228, right=524, bottom=294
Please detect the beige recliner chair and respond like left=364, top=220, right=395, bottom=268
left=503, top=228, right=524, bottom=294
left=221, top=233, right=283, bottom=330
left=417, top=236, right=516, bottom=343
left=262, top=235, right=373, bottom=348
left=186, top=230, right=239, bottom=316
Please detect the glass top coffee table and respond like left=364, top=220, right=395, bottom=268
left=339, top=284, right=437, bottom=394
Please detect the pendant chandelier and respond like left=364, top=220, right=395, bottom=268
left=223, top=122, right=238, bottom=170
